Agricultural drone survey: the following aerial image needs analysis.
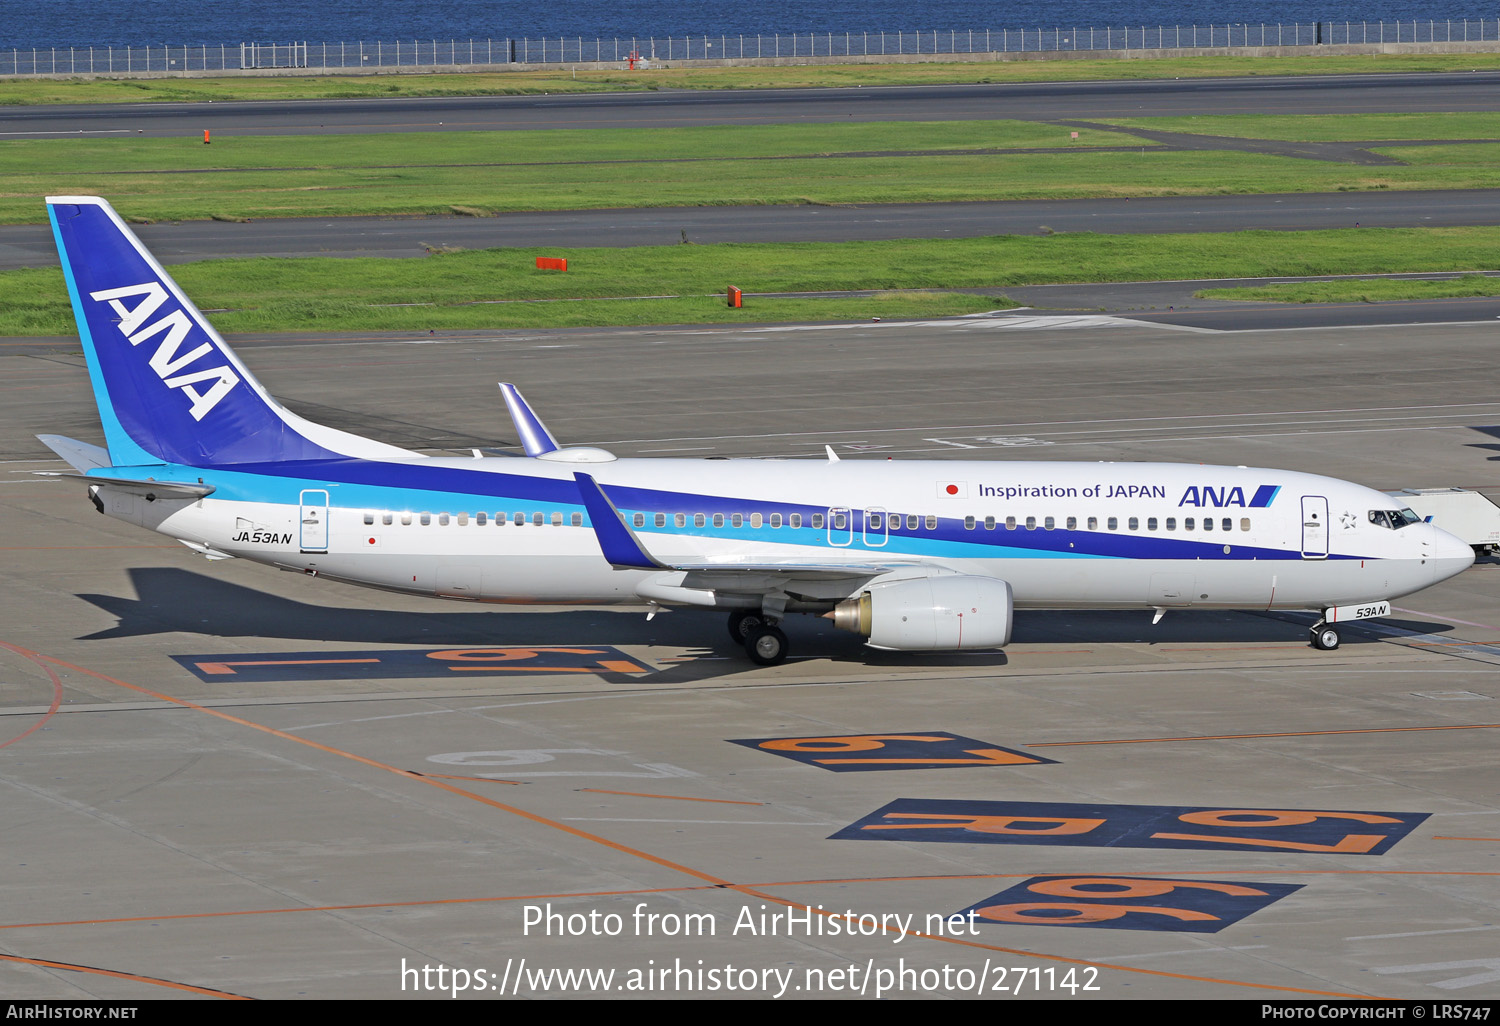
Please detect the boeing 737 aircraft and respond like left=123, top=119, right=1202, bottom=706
left=40, top=196, right=1475, bottom=664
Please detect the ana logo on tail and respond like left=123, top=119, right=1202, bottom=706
left=89, top=281, right=240, bottom=421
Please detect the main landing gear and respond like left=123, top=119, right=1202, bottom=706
left=1310, top=620, right=1341, bottom=651
left=728, top=610, right=789, bottom=666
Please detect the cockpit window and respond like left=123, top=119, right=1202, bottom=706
left=1369, top=508, right=1423, bottom=529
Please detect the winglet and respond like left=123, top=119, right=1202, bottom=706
left=499, top=383, right=561, bottom=456
left=573, top=472, right=666, bottom=570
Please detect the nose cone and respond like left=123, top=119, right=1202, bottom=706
left=1430, top=525, right=1476, bottom=584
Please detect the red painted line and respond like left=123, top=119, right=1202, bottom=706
left=0, top=953, right=249, bottom=998
left=0, top=642, right=63, bottom=751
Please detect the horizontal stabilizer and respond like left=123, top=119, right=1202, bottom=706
left=65, top=473, right=215, bottom=499
left=36, top=434, right=110, bottom=473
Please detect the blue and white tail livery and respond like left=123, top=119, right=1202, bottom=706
left=41, top=196, right=1475, bottom=663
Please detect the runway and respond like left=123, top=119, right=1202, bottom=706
left=1, top=311, right=1497, bottom=999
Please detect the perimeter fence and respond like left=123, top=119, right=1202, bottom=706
left=6, top=19, right=1500, bottom=75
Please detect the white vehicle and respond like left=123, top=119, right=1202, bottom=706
left=1386, top=487, right=1500, bottom=555
left=40, top=196, right=1475, bottom=664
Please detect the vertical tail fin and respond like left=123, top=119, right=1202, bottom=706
left=47, top=196, right=408, bottom=467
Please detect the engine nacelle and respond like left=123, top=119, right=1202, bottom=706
left=830, top=575, right=1013, bottom=651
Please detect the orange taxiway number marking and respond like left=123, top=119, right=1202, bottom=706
left=194, top=658, right=381, bottom=675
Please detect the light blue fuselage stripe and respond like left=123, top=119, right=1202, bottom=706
left=91, top=458, right=1366, bottom=564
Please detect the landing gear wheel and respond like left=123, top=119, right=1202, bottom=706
left=1311, top=625, right=1341, bottom=650
left=744, top=625, right=789, bottom=666
left=728, top=610, right=763, bottom=644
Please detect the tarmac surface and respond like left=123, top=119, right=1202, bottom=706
left=6, top=190, right=1499, bottom=269
left=1, top=310, right=1497, bottom=1000
left=8, top=73, right=1500, bottom=138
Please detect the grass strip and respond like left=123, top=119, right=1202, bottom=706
left=8, top=126, right=1500, bottom=224
left=1096, top=111, right=1500, bottom=141
left=8, top=226, right=1500, bottom=335
left=1195, top=274, right=1500, bottom=303
left=10, top=53, right=1500, bottom=104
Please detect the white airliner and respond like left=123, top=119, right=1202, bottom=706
left=40, top=196, right=1475, bottom=664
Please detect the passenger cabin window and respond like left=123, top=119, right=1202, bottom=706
left=1107, top=517, right=1118, bottom=530
left=438, top=513, right=450, bottom=526
left=532, top=512, right=544, bottom=527
left=513, top=513, right=525, bottom=526
left=733, top=514, right=744, bottom=528
left=571, top=513, right=582, bottom=526
left=654, top=513, right=666, bottom=528
left=1147, top=517, right=1157, bottom=531
left=1165, top=517, right=1176, bottom=531
left=420, top=513, right=432, bottom=526
left=475, top=512, right=487, bottom=526
left=383, top=513, right=394, bottom=526
left=363, top=513, right=374, bottom=525
left=552, top=512, right=564, bottom=527
left=694, top=514, right=706, bottom=528
left=1087, top=517, right=1098, bottom=530
left=925, top=515, right=937, bottom=530
left=984, top=516, right=996, bottom=531
left=1240, top=517, right=1250, bottom=531
left=1203, top=518, right=1213, bottom=532
left=1025, top=516, right=1037, bottom=530
left=964, top=515, right=975, bottom=530
left=907, top=515, right=919, bottom=531
left=751, top=513, right=764, bottom=529
left=811, top=514, right=824, bottom=529
left=1221, top=518, right=1231, bottom=531
left=1128, top=517, right=1139, bottom=531
left=770, top=513, right=782, bottom=528
left=790, top=513, right=802, bottom=529
left=1066, top=516, right=1076, bottom=530
left=674, top=513, right=686, bottom=528
left=1184, top=517, right=1195, bottom=530
left=633, top=513, right=645, bottom=528
left=713, top=514, right=725, bottom=527
left=1044, top=516, right=1055, bottom=531
left=1005, top=516, right=1017, bottom=530
left=401, top=513, right=413, bottom=526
